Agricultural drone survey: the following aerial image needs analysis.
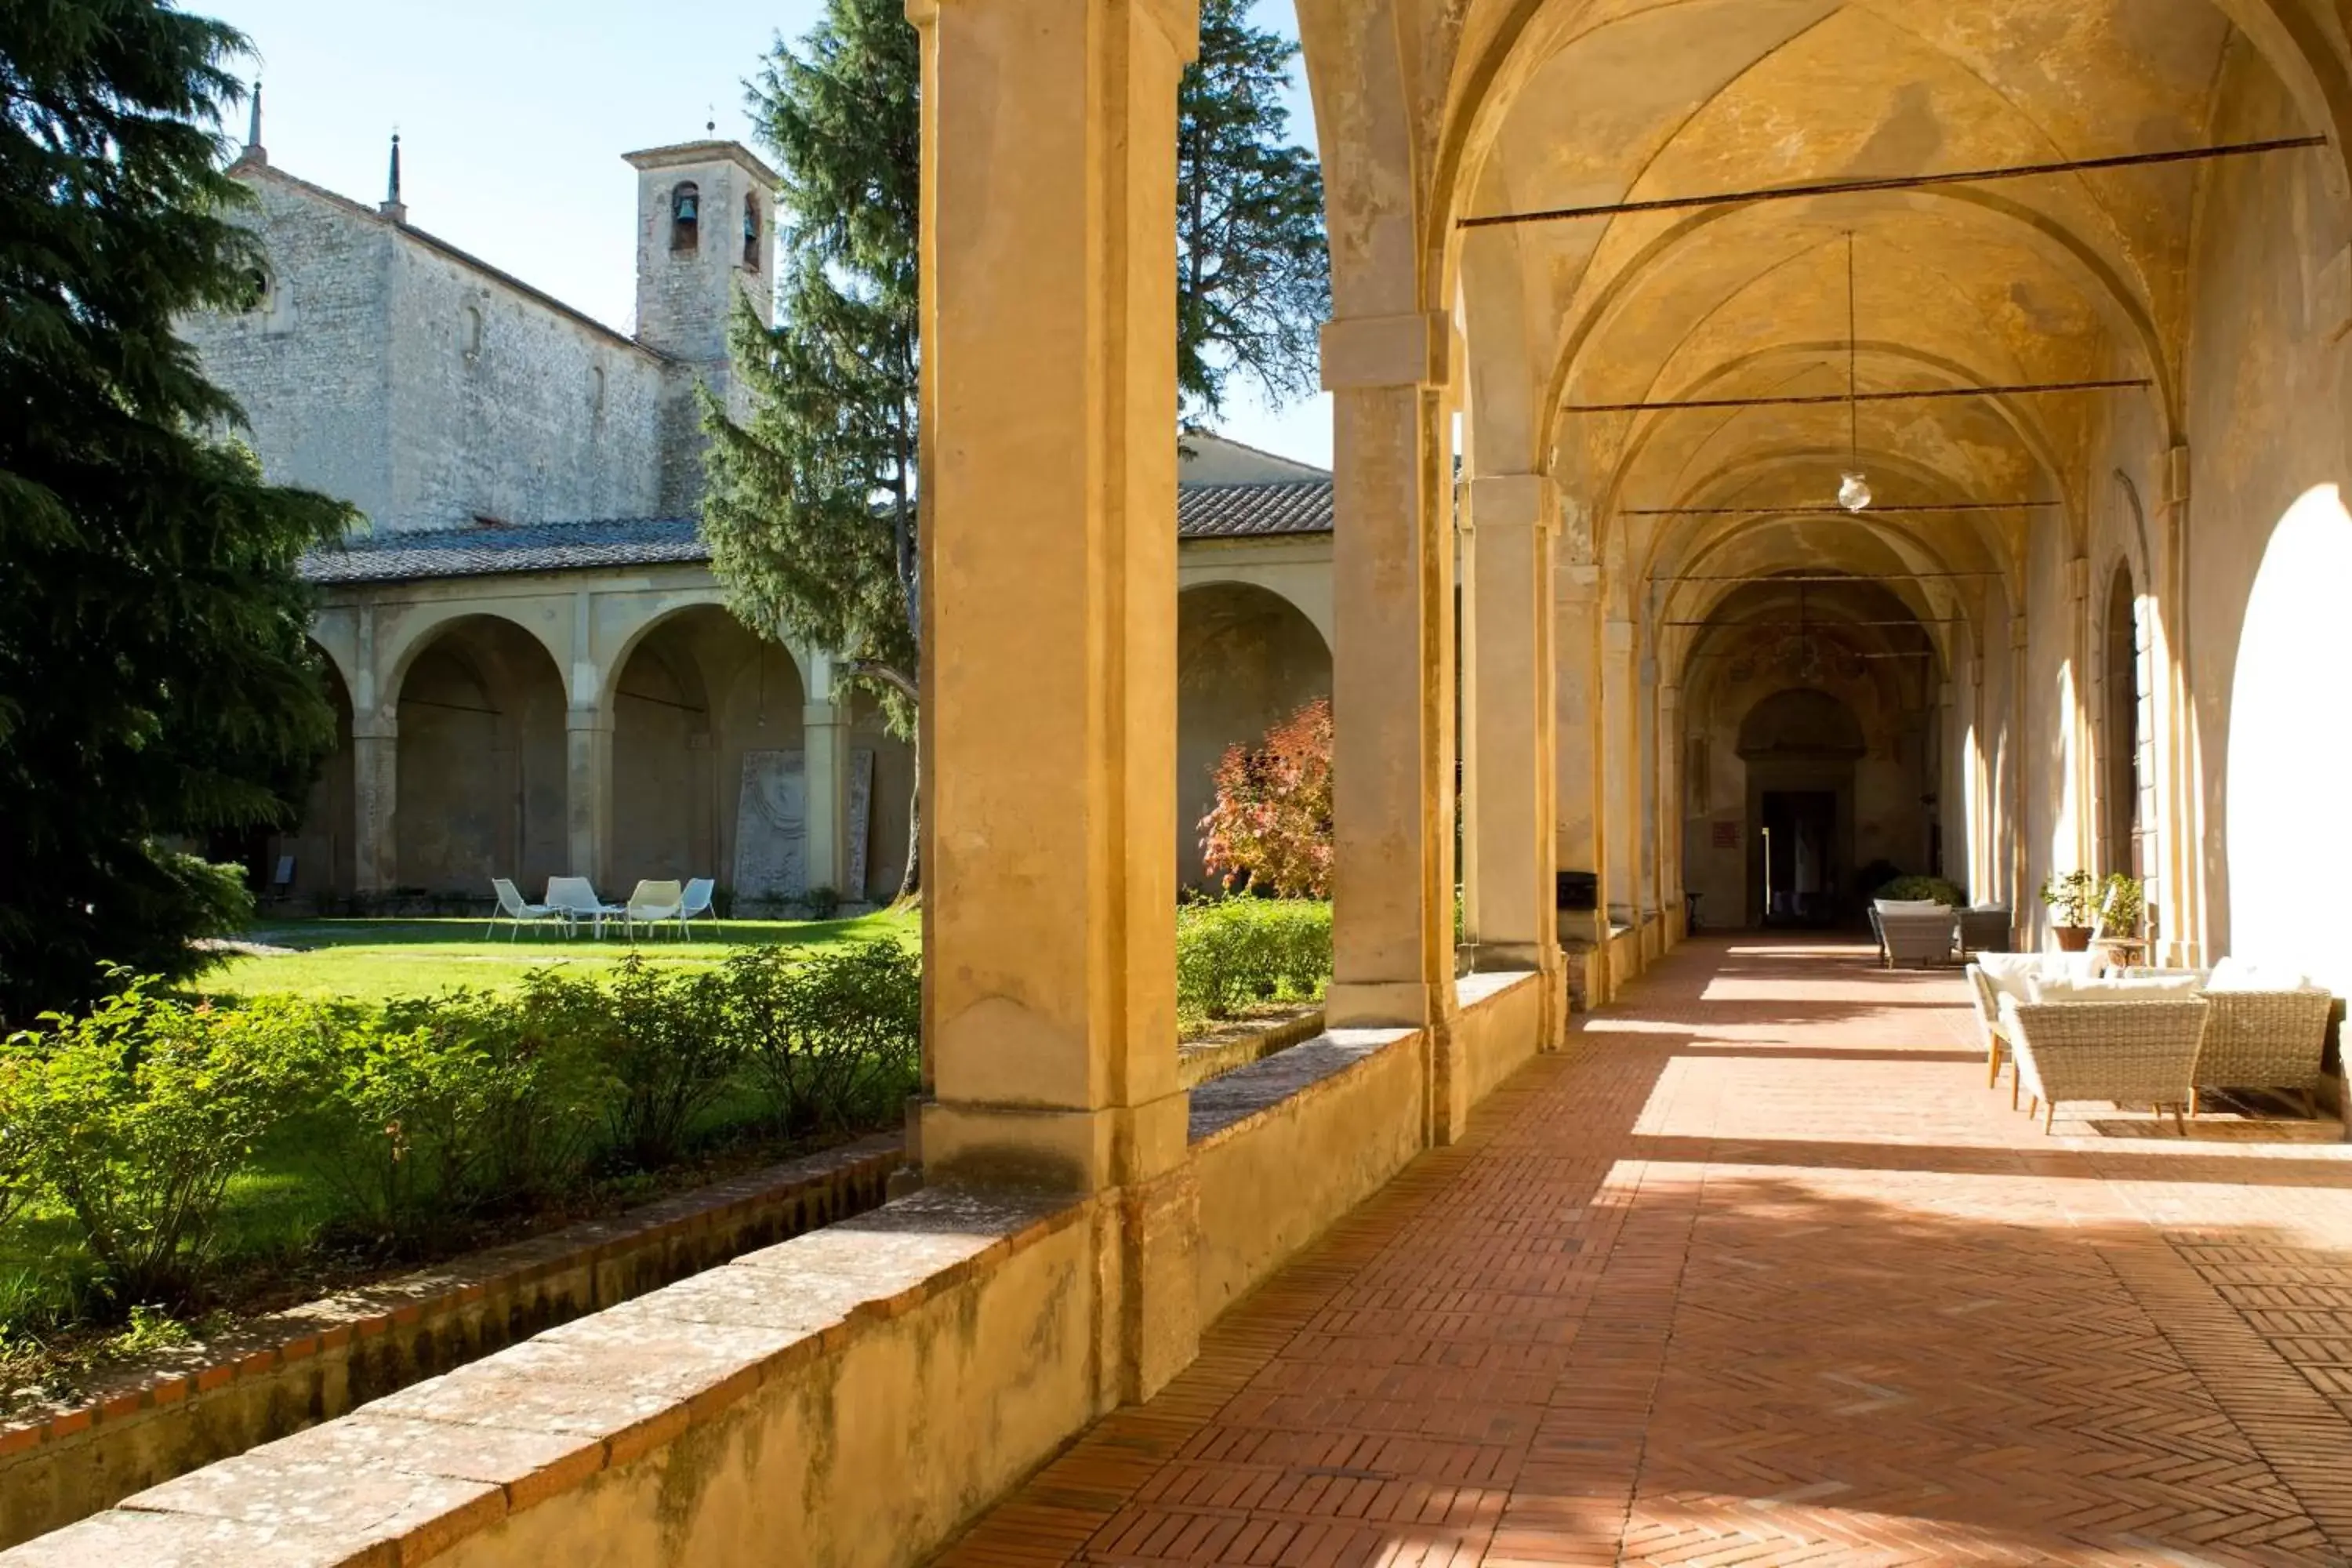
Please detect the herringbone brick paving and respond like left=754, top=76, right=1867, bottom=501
left=934, top=938, right=2352, bottom=1566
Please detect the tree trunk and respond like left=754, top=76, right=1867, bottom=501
left=895, top=722, right=922, bottom=904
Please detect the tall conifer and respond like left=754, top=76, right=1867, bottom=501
left=700, top=0, right=1330, bottom=901
left=0, top=0, right=354, bottom=1021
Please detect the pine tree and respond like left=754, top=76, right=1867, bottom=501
left=1178, top=0, right=1330, bottom=419
left=0, top=0, right=354, bottom=1022
left=700, top=0, right=1329, bottom=899
left=699, top=0, right=922, bottom=898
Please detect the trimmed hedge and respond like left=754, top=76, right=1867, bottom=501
left=1177, top=898, right=1333, bottom=1022
left=0, top=942, right=920, bottom=1316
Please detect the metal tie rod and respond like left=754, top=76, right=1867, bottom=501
left=1653, top=571, right=2002, bottom=583
left=1460, top=136, right=2328, bottom=229
left=1621, top=502, right=2056, bottom=516
left=1568, top=377, right=2148, bottom=415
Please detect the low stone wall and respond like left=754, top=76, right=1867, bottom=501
left=5, top=981, right=1558, bottom=1568
left=0, top=1135, right=902, bottom=1550
left=1454, top=971, right=1548, bottom=1116
left=1176, top=1007, right=1327, bottom=1087
left=1189, top=1027, right=1425, bottom=1326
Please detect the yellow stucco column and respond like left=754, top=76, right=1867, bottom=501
left=1554, top=561, right=1605, bottom=994
left=910, top=0, right=1200, bottom=1403
left=352, top=720, right=397, bottom=895
left=1321, top=312, right=1455, bottom=1038
left=1462, top=473, right=1563, bottom=1038
left=1602, top=615, right=1639, bottom=935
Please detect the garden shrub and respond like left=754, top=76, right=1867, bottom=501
left=3, top=979, right=317, bottom=1308
left=728, top=940, right=920, bottom=1135
left=1873, top=874, right=1965, bottom=906
left=1176, top=898, right=1332, bottom=1020
left=586, top=958, right=741, bottom=1171
left=1199, top=699, right=1333, bottom=898
left=307, top=1004, right=497, bottom=1240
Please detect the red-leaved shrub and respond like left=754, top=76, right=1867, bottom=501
left=1198, top=698, right=1333, bottom=898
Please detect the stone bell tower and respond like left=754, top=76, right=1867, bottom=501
left=623, top=139, right=780, bottom=509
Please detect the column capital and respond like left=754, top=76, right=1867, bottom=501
left=1557, top=562, right=1601, bottom=604
left=1320, top=312, right=1450, bottom=391
left=803, top=701, right=847, bottom=728
left=353, top=713, right=397, bottom=742
left=1603, top=618, right=1635, bottom=655
left=565, top=706, right=613, bottom=735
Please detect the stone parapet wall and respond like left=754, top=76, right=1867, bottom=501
left=0, top=1137, right=901, bottom=1550
left=1, top=982, right=1550, bottom=1568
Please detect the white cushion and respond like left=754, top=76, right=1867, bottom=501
left=2031, top=973, right=2205, bottom=1004
left=2209, top=956, right=2320, bottom=993
left=1975, top=952, right=2044, bottom=1004
left=1875, top=899, right=1947, bottom=915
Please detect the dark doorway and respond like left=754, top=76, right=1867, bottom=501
left=1760, top=789, right=1839, bottom=927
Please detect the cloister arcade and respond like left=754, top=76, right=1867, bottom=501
left=289, top=568, right=916, bottom=906
left=68, top=5, right=2352, bottom=1561
left=910, top=0, right=2352, bottom=1414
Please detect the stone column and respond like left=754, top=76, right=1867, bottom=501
left=1554, top=563, right=1604, bottom=996
left=1462, top=474, right=1563, bottom=1036
left=1322, top=313, right=1454, bottom=1038
left=2009, top=612, right=2030, bottom=937
left=1657, top=681, right=1682, bottom=942
left=565, top=709, right=614, bottom=888
left=802, top=652, right=848, bottom=896
left=1602, top=616, right=1639, bottom=934
left=352, top=717, right=397, bottom=895
left=911, top=0, right=1199, bottom=1404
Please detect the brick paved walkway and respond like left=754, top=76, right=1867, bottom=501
left=937, top=938, right=2352, bottom=1566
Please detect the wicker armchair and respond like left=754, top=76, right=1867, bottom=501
left=2194, top=989, right=2335, bottom=1115
left=1966, top=966, right=2017, bottom=1103
left=1958, top=907, right=2014, bottom=956
left=2000, top=996, right=2210, bottom=1134
left=1878, top=909, right=1959, bottom=968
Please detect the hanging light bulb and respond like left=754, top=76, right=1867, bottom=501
left=1836, top=232, right=1871, bottom=514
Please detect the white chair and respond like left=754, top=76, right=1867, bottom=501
left=485, top=878, right=561, bottom=941
left=679, top=877, right=716, bottom=939
left=545, top=876, right=623, bottom=938
left=623, top=879, right=686, bottom=941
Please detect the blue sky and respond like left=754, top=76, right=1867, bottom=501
left=201, top=0, right=1334, bottom=466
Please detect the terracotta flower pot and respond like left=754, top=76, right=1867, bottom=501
left=2053, top=925, right=2094, bottom=952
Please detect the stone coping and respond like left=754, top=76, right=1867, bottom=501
left=0, top=1134, right=901, bottom=1486
left=1185, top=1028, right=1419, bottom=1145
left=1176, top=1007, right=1327, bottom=1088
left=1, top=1186, right=1080, bottom=1568
left=1456, top=969, right=1538, bottom=1010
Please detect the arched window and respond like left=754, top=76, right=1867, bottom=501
left=588, top=364, right=606, bottom=416
left=461, top=305, right=483, bottom=361
left=670, top=182, right=700, bottom=252
left=243, top=267, right=270, bottom=314
left=742, top=193, right=760, bottom=270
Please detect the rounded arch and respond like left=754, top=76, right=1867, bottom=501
left=597, top=593, right=812, bottom=719
left=1176, top=580, right=1334, bottom=889
left=392, top=614, right=571, bottom=896
left=377, top=603, right=568, bottom=721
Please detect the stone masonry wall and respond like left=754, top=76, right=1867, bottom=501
left=182, top=174, right=398, bottom=528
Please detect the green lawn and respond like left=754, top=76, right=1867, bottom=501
left=198, top=909, right=919, bottom=1004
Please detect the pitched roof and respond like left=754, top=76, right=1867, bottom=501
left=1177, top=481, right=1334, bottom=539
left=303, top=482, right=1334, bottom=586
left=301, top=518, right=706, bottom=584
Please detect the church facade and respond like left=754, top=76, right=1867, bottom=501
left=188, top=122, right=1336, bottom=909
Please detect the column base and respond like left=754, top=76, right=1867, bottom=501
left=1326, top=979, right=1439, bottom=1029
left=1109, top=1161, right=1199, bottom=1405
left=917, top=1091, right=1191, bottom=1196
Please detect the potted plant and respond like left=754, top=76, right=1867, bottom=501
left=2041, top=870, right=2098, bottom=951
left=2095, top=873, right=2145, bottom=938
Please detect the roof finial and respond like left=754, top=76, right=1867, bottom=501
left=379, top=129, right=407, bottom=223
left=706, top=103, right=716, bottom=138
left=246, top=79, right=265, bottom=158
